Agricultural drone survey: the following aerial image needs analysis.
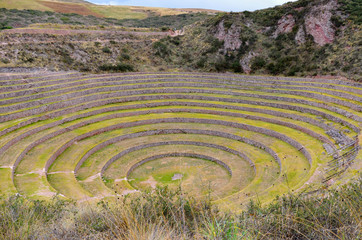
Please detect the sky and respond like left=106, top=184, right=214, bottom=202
left=87, top=0, right=297, bottom=12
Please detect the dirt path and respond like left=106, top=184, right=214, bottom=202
left=47, top=171, right=74, bottom=175
left=16, top=169, right=45, bottom=176
left=80, top=173, right=101, bottom=183
left=140, top=176, right=157, bottom=189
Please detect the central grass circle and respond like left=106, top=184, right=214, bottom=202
left=127, top=155, right=232, bottom=196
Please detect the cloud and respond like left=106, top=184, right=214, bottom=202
left=88, top=0, right=297, bottom=11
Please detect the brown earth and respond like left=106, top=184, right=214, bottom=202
left=39, top=1, right=103, bottom=17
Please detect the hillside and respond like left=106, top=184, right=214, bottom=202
left=0, top=0, right=219, bottom=20
left=0, top=7, right=209, bottom=29
left=155, top=0, right=361, bottom=80
left=0, top=1, right=361, bottom=238
left=0, top=0, right=360, bottom=81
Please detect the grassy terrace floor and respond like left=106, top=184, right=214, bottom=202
left=0, top=71, right=360, bottom=209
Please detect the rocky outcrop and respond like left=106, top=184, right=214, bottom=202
left=304, top=0, right=337, bottom=46
left=295, top=26, right=306, bottom=44
left=240, top=51, right=257, bottom=73
left=273, top=14, right=296, bottom=38
left=272, top=0, right=338, bottom=46
left=215, top=20, right=242, bottom=51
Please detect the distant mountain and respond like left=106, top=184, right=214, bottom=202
left=0, top=0, right=220, bottom=20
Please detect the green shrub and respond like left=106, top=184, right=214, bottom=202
left=213, top=58, right=229, bottom=72
left=286, top=65, right=301, bottom=76
left=196, top=57, right=207, bottom=68
left=102, top=47, right=111, bottom=54
left=331, top=15, right=344, bottom=28
left=60, top=16, right=70, bottom=23
left=161, top=26, right=169, bottom=31
left=182, top=53, right=192, bottom=62
left=0, top=22, right=12, bottom=30
left=62, top=54, right=74, bottom=65
left=119, top=53, right=130, bottom=61
left=231, top=61, right=242, bottom=72
left=0, top=178, right=360, bottom=239
left=251, top=56, right=266, bottom=71
left=339, top=0, right=362, bottom=24
left=204, top=37, right=223, bottom=54
left=99, top=63, right=134, bottom=72
left=0, top=58, right=10, bottom=64
left=153, top=41, right=169, bottom=57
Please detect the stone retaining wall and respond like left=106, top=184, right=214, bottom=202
left=41, top=117, right=304, bottom=175
left=75, top=136, right=256, bottom=175
left=2, top=72, right=361, bottom=89
left=10, top=112, right=313, bottom=178
left=1, top=90, right=359, bottom=129
left=126, top=152, right=233, bottom=178
left=0, top=95, right=360, bottom=135
left=2, top=83, right=360, bottom=114
left=97, top=129, right=281, bottom=175
left=0, top=71, right=73, bottom=82
left=2, top=76, right=360, bottom=104
left=1, top=106, right=335, bottom=161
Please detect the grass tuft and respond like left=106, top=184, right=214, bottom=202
left=1, top=176, right=361, bottom=239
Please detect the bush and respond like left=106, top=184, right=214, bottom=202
left=339, top=0, right=362, bottom=24
left=0, top=58, right=10, bottom=64
left=119, top=53, right=130, bottom=61
left=0, top=22, right=12, bottom=30
left=102, top=47, right=111, bottom=54
left=0, top=178, right=360, bottom=239
left=251, top=56, right=266, bottom=71
left=205, top=37, right=224, bottom=54
left=231, top=61, right=242, bottom=72
left=153, top=41, right=169, bottom=57
left=214, top=58, right=229, bottom=72
left=62, top=55, right=73, bottom=65
left=196, top=57, right=207, bottom=68
left=60, top=17, right=70, bottom=23
left=99, top=63, right=134, bottom=72
left=160, top=26, right=169, bottom=31
left=331, top=15, right=344, bottom=28
left=287, top=65, right=301, bottom=76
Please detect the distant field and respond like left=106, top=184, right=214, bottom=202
left=0, top=0, right=220, bottom=20
left=0, top=0, right=51, bottom=11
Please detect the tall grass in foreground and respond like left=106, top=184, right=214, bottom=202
left=0, top=177, right=361, bottom=239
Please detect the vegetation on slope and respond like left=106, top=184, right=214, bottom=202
left=0, top=8, right=211, bottom=29
left=0, top=177, right=360, bottom=239
left=0, top=0, right=218, bottom=20
left=0, top=0, right=360, bottom=81
left=339, top=0, right=362, bottom=24
left=0, top=28, right=166, bottom=72
left=151, top=0, right=361, bottom=80
left=117, top=13, right=211, bottom=30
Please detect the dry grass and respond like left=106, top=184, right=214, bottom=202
left=0, top=0, right=219, bottom=20
left=39, top=1, right=103, bottom=17
left=0, top=176, right=361, bottom=239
